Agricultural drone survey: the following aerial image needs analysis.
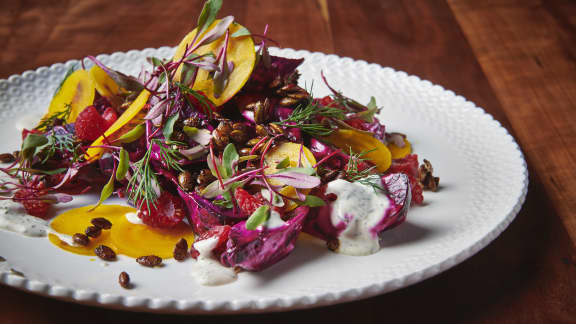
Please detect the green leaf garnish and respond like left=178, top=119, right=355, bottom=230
left=276, top=156, right=290, bottom=169
left=181, top=62, right=198, bottom=87
left=221, top=143, right=239, bottom=178
left=163, top=113, right=179, bottom=141
left=116, top=123, right=145, bottom=143
left=53, top=65, right=77, bottom=97
left=301, top=195, right=326, bottom=207
left=91, top=171, right=115, bottom=211
left=231, top=25, right=250, bottom=37
left=21, top=134, right=48, bottom=160
left=116, top=148, right=129, bottom=181
left=245, top=205, right=270, bottom=230
left=197, top=0, right=223, bottom=36
left=275, top=99, right=346, bottom=136
left=277, top=167, right=315, bottom=175
left=355, top=96, right=379, bottom=122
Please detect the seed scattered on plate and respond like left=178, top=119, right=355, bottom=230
left=173, top=238, right=188, bottom=261
left=119, top=271, right=131, bottom=289
left=91, top=217, right=112, bottom=230
left=72, top=233, right=90, bottom=246
left=94, top=245, right=116, bottom=261
left=85, top=226, right=101, bottom=238
left=136, top=255, right=162, bottom=267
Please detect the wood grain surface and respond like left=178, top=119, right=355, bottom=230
left=1, top=0, right=575, bottom=323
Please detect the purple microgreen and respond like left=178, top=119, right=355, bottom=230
left=181, top=61, right=199, bottom=87
left=115, top=124, right=146, bottom=144
left=312, top=149, right=342, bottom=168
left=209, top=142, right=225, bottom=189
left=87, top=56, right=144, bottom=92
left=261, top=188, right=285, bottom=207
left=255, top=24, right=271, bottom=68
left=193, top=15, right=234, bottom=50
left=51, top=167, right=79, bottom=190
left=245, top=205, right=270, bottom=230
left=145, top=98, right=170, bottom=120
left=162, top=113, right=180, bottom=142
left=212, top=29, right=233, bottom=98
left=14, top=168, right=67, bottom=176
left=266, top=171, right=320, bottom=189
left=115, top=148, right=129, bottom=181
left=298, top=143, right=304, bottom=167
left=222, top=167, right=266, bottom=186
left=295, top=188, right=306, bottom=201
left=179, top=145, right=207, bottom=160
left=183, top=126, right=212, bottom=146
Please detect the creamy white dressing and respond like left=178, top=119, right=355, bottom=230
left=0, top=199, right=49, bottom=237
left=125, top=212, right=144, bottom=225
left=15, top=113, right=43, bottom=132
left=190, top=236, right=237, bottom=286
left=326, top=179, right=391, bottom=256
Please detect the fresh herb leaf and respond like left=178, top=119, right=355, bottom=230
left=91, top=171, right=115, bottom=211
left=356, top=96, right=379, bottom=122
left=116, top=124, right=145, bottom=143
left=53, top=65, right=77, bottom=97
left=116, top=148, right=129, bottom=181
left=301, top=195, right=326, bottom=207
left=21, top=134, right=48, bottom=160
left=181, top=62, right=198, bottom=87
left=245, top=205, right=270, bottom=230
left=163, top=113, right=179, bottom=142
left=277, top=167, right=315, bottom=175
left=221, top=143, right=239, bottom=178
left=276, top=156, right=290, bottom=169
left=231, top=24, right=251, bottom=37
left=345, top=148, right=384, bottom=192
left=197, top=0, right=223, bottom=37
left=275, top=100, right=346, bottom=136
left=35, top=104, right=72, bottom=131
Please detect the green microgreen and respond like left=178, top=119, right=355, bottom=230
left=344, top=148, right=383, bottom=192
left=275, top=100, right=346, bottom=136
left=115, top=148, right=129, bottom=181
left=245, top=205, right=270, bottom=230
left=35, top=103, right=72, bottom=131
left=163, top=113, right=180, bottom=142
left=91, top=170, right=116, bottom=211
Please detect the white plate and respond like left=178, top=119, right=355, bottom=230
left=0, top=47, right=528, bottom=314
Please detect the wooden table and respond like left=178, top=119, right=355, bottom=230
left=1, top=0, right=575, bottom=322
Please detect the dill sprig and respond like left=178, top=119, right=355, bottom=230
left=35, top=104, right=72, bottom=131
left=344, top=148, right=384, bottom=192
left=41, top=131, right=80, bottom=163
left=127, top=139, right=184, bottom=210
left=275, top=100, right=346, bottom=136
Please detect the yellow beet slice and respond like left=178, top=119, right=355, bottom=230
left=264, top=142, right=316, bottom=211
left=85, top=90, right=150, bottom=161
left=89, top=65, right=122, bottom=99
left=43, top=69, right=95, bottom=124
left=173, top=21, right=256, bottom=106
left=388, top=139, right=412, bottom=159
left=323, top=129, right=392, bottom=172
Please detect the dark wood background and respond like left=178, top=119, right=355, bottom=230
left=1, top=0, right=575, bottom=323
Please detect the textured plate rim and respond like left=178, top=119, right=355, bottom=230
left=0, top=47, right=528, bottom=314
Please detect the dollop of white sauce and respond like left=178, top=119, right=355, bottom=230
left=190, top=236, right=237, bottom=286
left=326, top=179, right=391, bottom=256
left=0, top=199, right=49, bottom=237
left=16, top=113, right=43, bottom=132
left=125, top=212, right=144, bottom=225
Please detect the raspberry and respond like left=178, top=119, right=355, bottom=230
left=234, top=188, right=265, bottom=216
left=137, top=192, right=186, bottom=228
left=387, top=154, right=424, bottom=205
left=13, top=189, right=50, bottom=219
left=101, top=107, right=118, bottom=128
left=75, top=106, right=109, bottom=141
left=189, top=225, right=231, bottom=259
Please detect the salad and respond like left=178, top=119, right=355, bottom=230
left=0, top=0, right=439, bottom=286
